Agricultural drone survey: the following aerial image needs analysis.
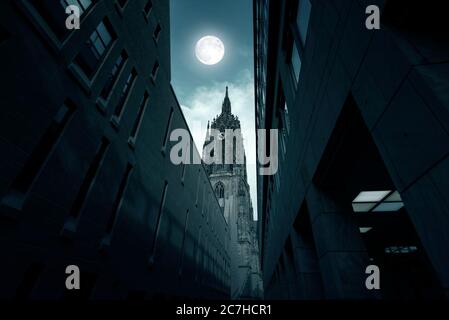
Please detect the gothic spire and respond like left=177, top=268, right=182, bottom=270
left=222, top=86, right=231, bottom=114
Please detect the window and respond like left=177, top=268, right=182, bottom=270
left=153, top=23, right=162, bottom=42
left=100, top=51, right=128, bottom=100
left=64, top=137, right=110, bottom=234
left=214, top=182, right=224, bottom=199
left=290, top=44, right=301, bottom=83
left=149, top=181, right=168, bottom=266
left=283, top=100, right=290, bottom=135
left=100, top=163, right=132, bottom=251
left=74, top=19, right=115, bottom=79
left=296, top=0, right=311, bottom=46
left=90, top=22, right=112, bottom=57
left=277, top=85, right=290, bottom=159
left=112, top=69, right=137, bottom=122
left=129, top=91, right=149, bottom=148
left=1, top=101, right=76, bottom=211
left=284, top=0, right=311, bottom=86
left=352, top=190, right=405, bottom=213
left=161, top=108, right=173, bottom=154
left=179, top=209, right=190, bottom=275
left=60, top=0, right=93, bottom=15
left=144, top=0, right=153, bottom=16
left=181, top=163, right=186, bottom=181
left=151, top=60, right=160, bottom=82
left=105, top=164, right=133, bottom=236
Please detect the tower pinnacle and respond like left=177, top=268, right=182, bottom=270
left=222, top=86, right=231, bottom=114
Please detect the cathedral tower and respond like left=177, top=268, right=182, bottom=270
left=203, top=88, right=263, bottom=299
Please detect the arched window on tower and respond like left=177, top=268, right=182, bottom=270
left=214, top=181, right=224, bottom=199
left=214, top=181, right=225, bottom=208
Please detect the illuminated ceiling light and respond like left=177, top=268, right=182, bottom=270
left=384, top=190, right=402, bottom=202
left=352, top=203, right=376, bottom=212
left=359, top=227, right=372, bottom=233
left=353, top=190, right=391, bottom=203
left=373, top=202, right=404, bottom=212
left=385, top=246, right=418, bottom=254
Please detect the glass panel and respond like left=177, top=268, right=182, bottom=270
left=60, top=0, right=91, bottom=15
left=296, top=0, right=312, bottom=45
left=352, top=202, right=376, bottom=212
left=123, top=73, right=133, bottom=93
left=373, top=202, right=404, bottom=212
left=100, top=52, right=127, bottom=99
left=144, top=0, right=153, bottom=14
left=33, top=0, right=70, bottom=39
left=115, top=58, right=124, bottom=74
left=97, top=22, right=112, bottom=46
left=79, top=0, right=92, bottom=10
left=353, top=190, right=391, bottom=203
left=385, top=190, right=402, bottom=202
left=291, top=44, right=301, bottom=83
left=92, top=36, right=105, bottom=57
left=60, top=0, right=69, bottom=9
left=283, top=101, right=290, bottom=134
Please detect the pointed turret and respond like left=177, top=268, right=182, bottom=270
left=222, top=86, right=231, bottom=114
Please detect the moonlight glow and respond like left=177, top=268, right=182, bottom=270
left=195, top=36, right=225, bottom=65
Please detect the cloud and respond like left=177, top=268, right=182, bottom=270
left=180, top=69, right=258, bottom=220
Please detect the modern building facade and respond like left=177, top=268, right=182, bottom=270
left=254, top=0, right=449, bottom=299
left=203, top=88, right=263, bottom=299
left=0, top=0, right=230, bottom=299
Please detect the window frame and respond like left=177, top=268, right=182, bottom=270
left=73, top=18, right=117, bottom=82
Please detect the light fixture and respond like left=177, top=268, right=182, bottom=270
left=353, top=190, right=391, bottom=203
left=372, top=202, right=404, bottom=212
left=384, top=246, right=418, bottom=254
left=359, top=227, right=372, bottom=233
left=352, top=190, right=404, bottom=213
left=352, top=203, right=376, bottom=212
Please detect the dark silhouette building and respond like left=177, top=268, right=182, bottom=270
left=254, top=0, right=449, bottom=299
left=0, top=0, right=230, bottom=299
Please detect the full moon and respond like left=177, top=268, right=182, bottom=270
left=195, top=36, right=225, bottom=65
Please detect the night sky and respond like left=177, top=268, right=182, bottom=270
left=170, top=0, right=257, bottom=219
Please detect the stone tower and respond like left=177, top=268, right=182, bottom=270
left=203, top=87, right=263, bottom=299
